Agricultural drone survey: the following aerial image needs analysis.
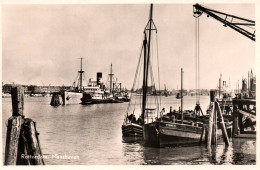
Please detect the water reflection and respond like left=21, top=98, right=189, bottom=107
left=2, top=96, right=256, bottom=165
left=122, top=137, right=256, bottom=165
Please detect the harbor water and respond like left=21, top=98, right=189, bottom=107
left=2, top=95, right=256, bottom=165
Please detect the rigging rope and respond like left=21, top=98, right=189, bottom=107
left=146, top=24, right=161, bottom=117
left=156, top=33, right=161, bottom=113
left=126, top=43, right=143, bottom=116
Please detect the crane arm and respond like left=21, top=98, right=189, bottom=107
left=193, top=4, right=255, bottom=41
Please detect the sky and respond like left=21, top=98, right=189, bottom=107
left=1, top=3, right=255, bottom=90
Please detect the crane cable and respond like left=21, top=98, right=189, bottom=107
left=195, top=17, right=200, bottom=105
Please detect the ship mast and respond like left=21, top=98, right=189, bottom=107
left=181, top=68, right=183, bottom=124
left=78, top=57, right=85, bottom=92
left=109, top=63, right=114, bottom=94
left=142, top=4, right=153, bottom=121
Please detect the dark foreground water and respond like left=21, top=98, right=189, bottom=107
left=2, top=96, right=256, bottom=165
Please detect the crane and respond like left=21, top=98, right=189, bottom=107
left=193, top=4, right=255, bottom=41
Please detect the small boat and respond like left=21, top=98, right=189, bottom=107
left=144, top=67, right=206, bottom=147
left=122, top=4, right=161, bottom=137
left=122, top=114, right=143, bottom=137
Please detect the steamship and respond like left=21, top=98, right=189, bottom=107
left=61, top=60, right=129, bottom=105
left=81, top=72, right=114, bottom=104
left=61, top=58, right=85, bottom=105
left=81, top=64, right=130, bottom=104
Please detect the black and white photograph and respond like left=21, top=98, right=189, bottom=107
left=1, top=0, right=258, bottom=167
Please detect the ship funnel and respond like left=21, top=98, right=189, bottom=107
left=97, top=72, right=103, bottom=86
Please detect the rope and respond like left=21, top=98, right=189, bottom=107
left=125, top=43, right=143, bottom=117
left=137, top=45, right=144, bottom=112
left=156, top=33, right=162, bottom=112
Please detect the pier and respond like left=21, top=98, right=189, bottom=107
left=232, top=98, right=256, bottom=138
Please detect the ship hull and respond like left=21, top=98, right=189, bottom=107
left=143, top=121, right=204, bottom=147
left=82, top=98, right=113, bottom=104
left=63, top=91, right=83, bottom=105
left=122, top=123, right=143, bottom=137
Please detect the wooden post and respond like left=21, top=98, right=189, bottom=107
left=207, top=90, right=216, bottom=146
left=207, top=103, right=215, bottom=147
left=212, top=105, right=217, bottom=145
left=5, top=86, right=44, bottom=165
left=199, top=126, right=205, bottom=144
left=181, top=68, right=183, bottom=124
left=233, top=105, right=239, bottom=136
left=50, top=92, right=61, bottom=106
left=4, top=116, right=22, bottom=165
left=216, top=102, right=230, bottom=145
left=11, top=87, right=24, bottom=116
left=238, top=105, right=244, bottom=134
left=21, top=119, right=45, bottom=165
left=204, top=127, right=208, bottom=144
left=210, top=90, right=216, bottom=102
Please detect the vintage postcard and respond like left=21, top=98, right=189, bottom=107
left=0, top=0, right=258, bottom=168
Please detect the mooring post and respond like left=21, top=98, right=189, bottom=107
left=232, top=105, right=239, bottom=136
left=21, top=119, right=45, bottom=165
left=216, top=102, right=230, bottom=145
left=206, top=90, right=216, bottom=146
left=213, top=103, right=217, bottom=145
left=5, top=86, right=24, bottom=165
left=207, top=90, right=216, bottom=146
left=238, top=104, right=244, bottom=134
left=4, top=116, right=22, bottom=165
left=207, top=105, right=214, bottom=146
left=5, top=86, right=44, bottom=165
left=11, top=87, right=24, bottom=116
left=199, top=125, right=205, bottom=144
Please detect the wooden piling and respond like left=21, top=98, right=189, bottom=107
left=11, top=87, right=24, bottom=116
left=50, top=92, right=61, bottom=106
left=233, top=106, right=239, bottom=136
left=238, top=104, right=244, bottom=134
left=216, top=102, right=230, bottom=145
left=199, top=126, right=205, bottom=144
left=21, top=119, right=45, bottom=165
left=4, top=116, right=22, bottom=165
left=5, top=86, right=44, bottom=165
left=207, top=90, right=216, bottom=146
left=213, top=106, right=217, bottom=145
left=207, top=102, right=215, bottom=147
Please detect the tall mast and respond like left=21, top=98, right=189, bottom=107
left=181, top=68, right=183, bottom=124
left=109, top=63, right=114, bottom=94
left=142, top=4, right=153, bottom=121
left=248, top=70, right=250, bottom=93
left=78, top=57, right=84, bottom=92
left=142, top=32, right=148, bottom=120
left=219, top=74, right=222, bottom=98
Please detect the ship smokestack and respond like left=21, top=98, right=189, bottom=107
left=97, top=72, right=102, bottom=86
